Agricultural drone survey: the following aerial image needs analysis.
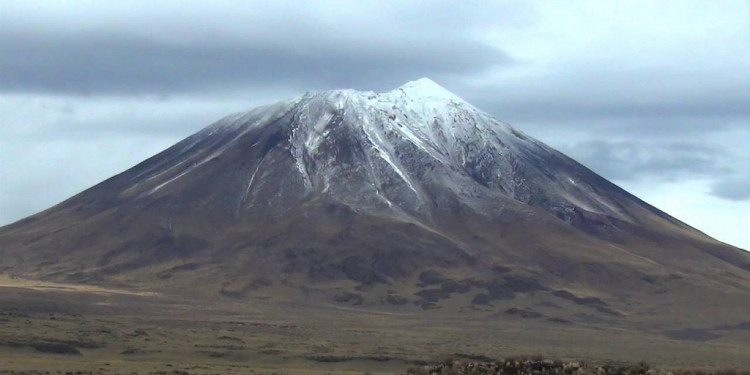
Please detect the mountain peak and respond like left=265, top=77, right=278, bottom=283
left=394, top=77, right=466, bottom=103
left=3, top=77, right=749, bottom=343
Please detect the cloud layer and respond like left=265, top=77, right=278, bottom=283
left=0, top=0, right=748, bottom=248
left=1, top=1, right=524, bottom=95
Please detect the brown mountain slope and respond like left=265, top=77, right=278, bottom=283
left=1, top=79, right=749, bottom=335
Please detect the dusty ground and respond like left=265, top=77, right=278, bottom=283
left=1, top=274, right=749, bottom=374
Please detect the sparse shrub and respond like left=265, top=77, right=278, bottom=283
left=386, top=294, right=408, bottom=305
left=405, top=356, right=748, bottom=375
left=30, top=342, right=81, bottom=355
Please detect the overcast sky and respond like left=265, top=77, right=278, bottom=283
left=1, top=0, right=748, bottom=250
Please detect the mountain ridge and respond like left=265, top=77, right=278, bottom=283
left=1, top=78, right=748, bottom=327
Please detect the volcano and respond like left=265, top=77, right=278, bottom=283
left=1, top=78, right=749, bottom=327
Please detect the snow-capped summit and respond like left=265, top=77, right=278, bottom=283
left=104, top=78, right=688, bottom=230
left=393, top=77, right=467, bottom=103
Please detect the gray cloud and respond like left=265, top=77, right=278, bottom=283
left=711, top=176, right=750, bottom=201
left=467, top=67, right=750, bottom=132
left=0, top=1, right=522, bottom=96
left=0, top=33, right=513, bottom=96
left=559, top=140, right=734, bottom=182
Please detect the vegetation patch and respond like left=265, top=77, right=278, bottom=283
left=0, top=340, right=82, bottom=355
left=664, top=328, right=722, bottom=342
left=307, top=354, right=394, bottom=362
left=386, top=294, right=408, bottom=305
left=504, top=307, right=544, bottom=319
left=156, top=263, right=200, bottom=279
left=415, top=288, right=451, bottom=302
left=715, top=321, right=750, bottom=331
left=217, top=335, right=245, bottom=343
left=418, top=270, right=447, bottom=286
left=407, top=356, right=750, bottom=375
left=547, top=317, right=573, bottom=325
left=413, top=300, right=441, bottom=310
left=333, top=292, right=364, bottom=305
left=471, top=293, right=491, bottom=305
left=218, top=287, right=244, bottom=298
left=415, top=277, right=473, bottom=306
left=552, top=290, right=607, bottom=306
left=121, top=347, right=149, bottom=355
